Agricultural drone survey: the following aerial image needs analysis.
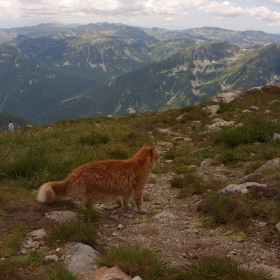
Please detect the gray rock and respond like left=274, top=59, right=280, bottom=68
left=63, top=242, right=100, bottom=277
left=157, top=128, right=171, bottom=135
left=268, top=100, right=280, bottom=105
left=175, top=113, right=186, bottom=121
left=173, top=137, right=192, bottom=142
left=206, top=120, right=234, bottom=129
left=44, top=254, right=59, bottom=264
left=211, top=91, right=242, bottom=103
left=220, top=182, right=267, bottom=195
left=202, top=105, right=220, bottom=115
left=250, top=106, right=259, bottom=111
left=254, top=158, right=280, bottom=173
left=104, top=204, right=121, bottom=211
left=156, top=141, right=173, bottom=152
left=153, top=211, right=178, bottom=219
left=45, top=211, right=79, bottom=223
left=199, top=127, right=222, bottom=135
left=28, top=228, right=47, bottom=241
left=275, top=222, right=280, bottom=233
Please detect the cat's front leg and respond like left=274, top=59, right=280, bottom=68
left=134, top=190, right=146, bottom=214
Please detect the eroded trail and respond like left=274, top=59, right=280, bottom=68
left=97, top=171, right=280, bottom=277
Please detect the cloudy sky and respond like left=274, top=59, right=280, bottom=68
left=1, top=0, right=280, bottom=34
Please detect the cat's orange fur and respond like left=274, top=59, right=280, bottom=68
left=37, top=142, right=160, bottom=214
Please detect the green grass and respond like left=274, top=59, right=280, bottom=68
left=98, top=247, right=273, bottom=280
left=185, top=257, right=273, bottom=280
left=45, top=264, right=78, bottom=280
left=46, top=222, right=98, bottom=248
left=1, top=224, right=27, bottom=257
left=213, top=115, right=277, bottom=148
left=0, top=85, right=280, bottom=279
left=98, top=246, right=167, bottom=279
left=198, top=190, right=280, bottom=233
left=77, top=207, right=101, bottom=223
left=0, top=250, right=44, bottom=280
left=171, top=174, right=210, bottom=198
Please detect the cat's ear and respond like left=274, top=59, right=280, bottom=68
left=150, top=146, right=160, bottom=161
left=143, top=142, right=150, bottom=147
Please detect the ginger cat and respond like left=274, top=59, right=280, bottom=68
left=37, top=142, right=160, bottom=214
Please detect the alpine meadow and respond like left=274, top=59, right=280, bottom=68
left=1, top=22, right=280, bottom=280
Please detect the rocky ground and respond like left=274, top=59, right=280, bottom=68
left=96, top=166, right=280, bottom=279
left=3, top=138, right=280, bottom=280
left=2, top=88, right=280, bottom=279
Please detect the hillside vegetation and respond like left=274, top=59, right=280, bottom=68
left=1, top=22, right=280, bottom=125
left=0, top=85, right=280, bottom=279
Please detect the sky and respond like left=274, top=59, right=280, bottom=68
left=1, top=0, right=280, bottom=34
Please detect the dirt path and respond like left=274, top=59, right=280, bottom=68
left=97, top=169, right=280, bottom=278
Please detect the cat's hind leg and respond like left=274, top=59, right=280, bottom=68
left=83, top=192, right=99, bottom=210
left=121, top=194, right=133, bottom=210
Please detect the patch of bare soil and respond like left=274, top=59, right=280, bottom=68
left=1, top=200, right=76, bottom=255
left=4, top=200, right=77, bottom=228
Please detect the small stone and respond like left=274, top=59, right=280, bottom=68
left=32, top=241, right=40, bottom=249
left=44, top=254, right=59, bottom=264
left=104, top=204, right=121, bottom=211
left=257, top=221, right=267, bottom=228
left=275, top=222, right=280, bottom=233
left=117, top=224, right=124, bottom=230
left=229, top=251, right=238, bottom=255
left=110, top=214, right=120, bottom=220
left=21, top=249, right=28, bottom=255
left=103, top=224, right=111, bottom=228
left=29, top=229, right=47, bottom=241
left=189, top=252, right=199, bottom=259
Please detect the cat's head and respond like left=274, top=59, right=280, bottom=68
left=142, top=142, right=160, bottom=166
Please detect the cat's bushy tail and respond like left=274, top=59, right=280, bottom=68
left=37, top=180, right=74, bottom=203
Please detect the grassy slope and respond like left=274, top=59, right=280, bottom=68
left=0, top=85, right=280, bottom=279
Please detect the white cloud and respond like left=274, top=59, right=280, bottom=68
left=198, top=1, right=246, bottom=18
left=247, top=6, right=280, bottom=26
left=1, top=0, right=280, bottom=30
left=0, top=0, right=208, bottom=18
left=253, top=0, right=280, bottom=5
left=166, top=17, right=174, bottom=22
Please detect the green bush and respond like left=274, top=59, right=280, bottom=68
left=45, top=264, right=78, bottom=280
left=77, top=130, right=110, bottom=145
left=171, top=174, right=209, bottom=197
left=214, top=116, right=276, bottom=148
left=197, top=192, right=252, bottom=224
left=98, top=246, right=166, bottom=279
left=47, top=222, right=97, bottom=248
left=185, top=257, right=272, bottom=280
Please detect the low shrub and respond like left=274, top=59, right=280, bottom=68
left=47, top=222, right=97, bottom=248
left=214, top=116, right=276, bottom=148
left=97, top=246, right=166, bottom=279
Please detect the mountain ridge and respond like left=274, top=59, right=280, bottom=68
left=1, top=22, right=280, bottom=124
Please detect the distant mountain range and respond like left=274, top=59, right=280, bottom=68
left=0, top=22, right=280, bottom=125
